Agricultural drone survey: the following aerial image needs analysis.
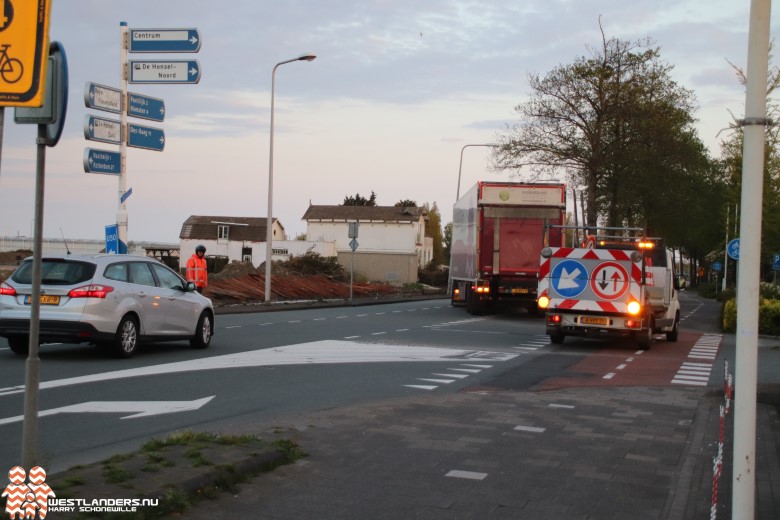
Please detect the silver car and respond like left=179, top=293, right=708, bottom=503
left=0, top=254, right=214, bottom=358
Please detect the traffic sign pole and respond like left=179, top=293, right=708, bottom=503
left=118, top=22, right=129, bottom=254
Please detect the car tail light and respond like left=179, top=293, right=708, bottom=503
left=625, top=319, right=642, bottom=329
left=546, top=314, right=562, bottom=325
left=0, top=282, right=17, bottom=296
left=67, top=284, right=114, bottom=299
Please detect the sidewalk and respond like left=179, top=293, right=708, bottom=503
left=173, top=384, right=780, bottom=519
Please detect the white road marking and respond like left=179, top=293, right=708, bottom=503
left=417, top=378, right=455, bottom=384
left=0, top=341, right=516, bottom=397
left=548, top=404, right=575, bottom=409
left=448, top=368, right=481, bottom=373
left=225, top=326, right=242, bottom=329
left=603, top=373, right=616, bottom=379
left=404, top=385, right=437, bottom=390
left=446, top=470, right=487, bottom=480
left=432, top=373, right=469, bottom=379
left=514, top=425, right=546, bottom=433
left=462, top=364, right=492, bottom=369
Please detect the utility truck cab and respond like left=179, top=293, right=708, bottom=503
left=537, top=230, right=680, bottom=349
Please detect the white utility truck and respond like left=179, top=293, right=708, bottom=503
left=536, top=229, right=680, bottom=349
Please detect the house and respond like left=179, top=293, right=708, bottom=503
left=302, top=205, right=432, bottom=284
left=178, top=215, right=335, bottom=270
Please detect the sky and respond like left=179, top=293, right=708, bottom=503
left=0, top=0, right=776, bottom=244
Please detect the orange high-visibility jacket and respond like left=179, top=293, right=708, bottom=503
left=185, top=254, right=208, bottom=288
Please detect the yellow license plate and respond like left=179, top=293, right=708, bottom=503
left=580, top=316, right=608, bottom=326
left=512, top=288, right=529, bottom=294
left=24, top=295, right=60, bottom=305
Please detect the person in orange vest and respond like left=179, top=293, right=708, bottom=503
left=186, top=244, right=208, bottom=293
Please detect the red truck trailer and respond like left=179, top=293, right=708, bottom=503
left=449, top=181, right=566, bottom=314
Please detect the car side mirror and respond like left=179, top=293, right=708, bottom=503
left=185, top=281, right=198, bottom=292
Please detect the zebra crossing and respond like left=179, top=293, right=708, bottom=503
left=671, top=334, right=722, bottom=386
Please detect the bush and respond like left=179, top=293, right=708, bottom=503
left=417, top=268, right=448, bottom=287
left=277, top=252, right=346, bottom=280
left=722, top=296, right=780, bottom=335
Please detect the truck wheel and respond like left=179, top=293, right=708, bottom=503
left=666, top=312, right=680, bottom=342
left=637, top=326, right=652, bottom=350
left=549, top=332, right=565, bottom=344
left=7, top=336, right=29, bottom=355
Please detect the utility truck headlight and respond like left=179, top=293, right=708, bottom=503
left=627, top=301, right=641, bottom=315
left=538, top=296, right=550, bottom=309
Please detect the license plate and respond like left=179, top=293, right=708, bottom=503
left=511, top=288, right=529, bottom=294
left=580, top=316, right=608, bottom=326
left=24, top=295, right=61, bottom=305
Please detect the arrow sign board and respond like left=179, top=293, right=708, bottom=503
left=590, top=261, right=630, bottom=300
left=84, top=114, right=122, bottom=145
left=127, top=92, right=165, bottom=122
left=84, top=147, right=121, bottom=175
left=550, top=259, right=587, bottom=298
left=120, top=187, right=133, bottom=204
left=129, top=60, right=201, bottom=84
left=84, top=81, right=122, bottom=114
left=349, top=238, right=359, bottom=251
left=129, top=28, right=201, bottom=53
left=127, top=122, right=165, bottom=151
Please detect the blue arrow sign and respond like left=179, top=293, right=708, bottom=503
left=727, top=238, right=740, bottom=261
left=84, top=115, right=122, bottom=145
left=550, top=259, right=588, bottom=298
left=128, top=60, right=201, bottom=84
left=127, top=123, right=165, bottom=151
left=120, top=188, right=133, bottom=204
left=712, top=261, right=723, bottom=272
left=105, top=224, right=119, bottom=255
left=84, top=148, right=121, bottom=175
left=84, top=82, right=122, bottom=114
left=129, top=28, right=201, bottom=53
left=127, top=92, right=165, bottom=122
left=773, top=254, right=780, bottom=271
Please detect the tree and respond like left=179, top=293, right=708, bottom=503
left=494, top=20, right=713, bottom=242
left=424, top=202, right=445, bottom=266
left=342, top=191, right=377, bottom=206
left=395, top=199, right=417, bottom=207
left=719, top=48, right=780, bottom=279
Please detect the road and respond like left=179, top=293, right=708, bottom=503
left=0, top=289, right=771, bottom=476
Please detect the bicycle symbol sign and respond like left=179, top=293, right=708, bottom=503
left=590, top=261, right=630, bottom=300
left=0, top=0, right=52, bottom=108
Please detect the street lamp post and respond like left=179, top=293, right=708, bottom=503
left=456, top=143, right=499, bottom=201
left=265, top=53, right=316, bottom=303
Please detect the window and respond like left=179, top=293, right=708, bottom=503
left=218, top=225, right=229, bottom=240
left=104, top=263, right=128, bottom=282
left=129, top=262, right=156, bottom=287
left=12, top=259, right=95, bottom=285
left=151, top=263, right=185, bottom=290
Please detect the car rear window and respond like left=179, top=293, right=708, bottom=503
left=11, top=259, right=97, bottom=285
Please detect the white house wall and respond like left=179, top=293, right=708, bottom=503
left=179, top=238, right=336, bottom=269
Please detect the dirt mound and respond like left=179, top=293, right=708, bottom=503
left=210, top=261, right=260, bottom=280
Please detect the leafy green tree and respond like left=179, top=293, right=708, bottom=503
left=493, top=21, right=714, bottom=243
left=395, top=199, right=417, bottom=207
left=443, top=222, right=452, bottom=263
left=719, top=50, right=780, bottom=279
left=424, top=203, right=445, bottom=266
left=342, top=191, right=377, bottom=206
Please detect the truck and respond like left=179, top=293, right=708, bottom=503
left=536, top=229, right=681, bottom=349
left=449, top=181, right=566, bottom=314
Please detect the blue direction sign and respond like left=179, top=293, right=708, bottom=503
left=127, top=92, right=165, bottom=122
left=550, top=259, right=588, bottom=298
left=129, top=28, right=201, bottom=53
left=105, top=224, right=119, bottom=255
left=712, top=261, right=723, bottom=272
left=84, top=115, right=122, bottom=145
left=120, top=188, right=133, bottom=204
left=727, top=238, right=740, bottom=261
left=127, top=123, right=165, bottom=151
left=128, top=60, right=201, bottom=84
left=84, top=82, right=122, bottom=114
left=773, top=254, right=780, bottom=271
left=84, top=148, right=121, bottom=175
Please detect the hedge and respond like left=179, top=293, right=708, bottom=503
left=722, top=298, right=780, bottom=335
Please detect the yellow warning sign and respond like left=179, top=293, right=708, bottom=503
left=0, top=0, right=52, bottom=107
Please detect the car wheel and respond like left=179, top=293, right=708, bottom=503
left=7, top=337, right=29, bottom=356
left=190, top=311, right=212, bottom=349
left=666, top=312, right=680, bottom=342
left=112, top=315, right=139, bottom=358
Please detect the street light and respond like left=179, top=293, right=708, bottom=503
left=456, top=143, right=499, bottom=201
left=265, top=53, right=316, bottom=303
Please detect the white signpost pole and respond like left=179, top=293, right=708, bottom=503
left=118, top=22, right=129, bottom=253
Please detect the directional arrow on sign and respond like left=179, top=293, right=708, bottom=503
left=598, top=271, right=622, bottom=291
left=0, top=396, right=215, bottom=425
left=558, top=267, right=582, bottom=290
